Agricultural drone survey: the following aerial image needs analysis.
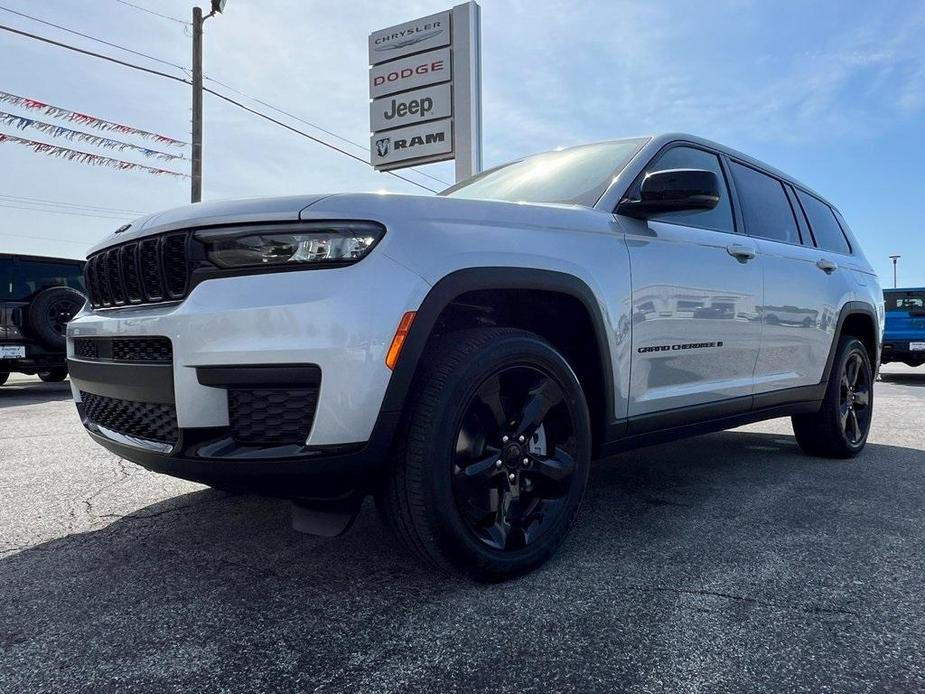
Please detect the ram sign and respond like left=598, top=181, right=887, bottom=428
left=368, top=2, right=481, bottom=179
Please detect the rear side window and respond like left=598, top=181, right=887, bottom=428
left=796, top=191, right=852, bottom=255
left=729, top=162, right=800, bottom=244
left=641, top=146, right=734, bottom=233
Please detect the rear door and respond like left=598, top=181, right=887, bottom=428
left=622, top=144, right=764, bottom=419
left=733, top=160, right=855, bottom=393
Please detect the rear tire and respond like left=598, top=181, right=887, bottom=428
left=37, top=368, right=68, bottom=383
left=0, top=372, right=9, bottom=386
left=378, top=328, right=591, bottom=582
left=792, top=336, right=873, bottom=458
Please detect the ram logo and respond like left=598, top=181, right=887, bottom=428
left=376, top=138, right=391, bottom=157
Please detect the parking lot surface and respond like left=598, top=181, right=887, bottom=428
left=1, top=366, right=924, bottom=693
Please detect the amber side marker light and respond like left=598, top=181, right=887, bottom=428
left=386, top=311, right=416, bottom=370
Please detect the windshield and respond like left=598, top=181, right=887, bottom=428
left=439, top=139, right=647, bottom=207
left=885, top=290, right=925, bottom=314
left=0, top=257, right=86, bottom=301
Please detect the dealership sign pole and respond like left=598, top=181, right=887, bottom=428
left=368, top=2, right=482, bottom=183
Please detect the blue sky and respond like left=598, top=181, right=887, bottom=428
left=0, top=0, right=923, bottom=286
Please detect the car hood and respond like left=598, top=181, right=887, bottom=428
left=86, top=194, right=333, bottom=255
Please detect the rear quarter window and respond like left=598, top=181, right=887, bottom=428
left=796, top=191, right=852, bottom=255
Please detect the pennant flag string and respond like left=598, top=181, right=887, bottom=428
left=0, top=132, right=189, bottom=179
left=0, top=90, right=188, bottom=147
left=0, top=110, right=189, bottom=162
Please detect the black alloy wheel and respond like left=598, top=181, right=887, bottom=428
left=792, top=336, right=873, bottom=458
left=840, top=350, right=871, bottom=446
left=378, top=327, right=591, bottom=582
left=453, top=366, right=578, bottom=552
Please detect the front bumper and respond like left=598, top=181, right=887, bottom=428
left=67, top=253, right=429, bottom=492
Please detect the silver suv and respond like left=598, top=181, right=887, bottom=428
left=67, top=134, right=882, bottom=581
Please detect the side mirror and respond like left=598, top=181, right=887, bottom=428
left=618, top=168, right=720, bottom=219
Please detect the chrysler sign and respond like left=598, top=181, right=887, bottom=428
left=368, top=10, right=450, bottom=64
left=368, top=3, right=481, bottom=178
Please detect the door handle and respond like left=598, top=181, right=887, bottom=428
left=816, top=258, right=838, bottom=274
left=726, top=244, right=756, bottom=262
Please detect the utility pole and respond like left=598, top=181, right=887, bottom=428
left=191, top=1, right=226, bottom=203
left=889, top=255, right=901, bottom=289
left=191, top=6, right=203, bottom=203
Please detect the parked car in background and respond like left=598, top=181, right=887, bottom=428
left=882, top=288, right=925, bottom=367
left=66, top=134, right=881, bottom=581
left=0, top=253, right=86, bottom=385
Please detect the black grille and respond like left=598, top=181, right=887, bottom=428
left=120, top=243, right=142, bottom=302
left=81, top=391, right=178, bottom=445
left=228, top=388, right=318, bottom=445
left=73, top=338, right=99, bottom=360
left=73, top=336, right=172, bottom=363
left=85, top=232, right=190, bottom=308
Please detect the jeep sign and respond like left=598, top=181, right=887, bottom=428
left=368, top=2, right=481, bottom=180
left=369, top=48, right=451, bottom=99
left=370, top=83, right=451, bottom=132
left=370, top=119, right=453, bottom=169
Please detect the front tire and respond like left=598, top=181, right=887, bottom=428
left=379, top=328, right=591, bottom=582
left=792, top=336, right=873, bottom=458
left=38, top=368, right=68, bottom=383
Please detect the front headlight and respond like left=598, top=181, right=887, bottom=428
left=194, top=222, right=385, bottom=269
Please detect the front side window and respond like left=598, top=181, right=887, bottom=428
left=730, top=162, right=800, bottom=245
left=639, top=146, right=734, bottom=233
left=797, top=191, right=852, bottom=255
left=440, top=139, right=646, bottom=207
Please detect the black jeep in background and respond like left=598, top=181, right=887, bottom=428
left=1, top=253, right=86, bottom=385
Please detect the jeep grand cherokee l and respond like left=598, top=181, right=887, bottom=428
left=66, top=134, right=882, bottom=581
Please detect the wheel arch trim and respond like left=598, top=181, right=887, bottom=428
left=379, top=267, right=617, bottom=430
left=823, top=301, right=880, bottom=383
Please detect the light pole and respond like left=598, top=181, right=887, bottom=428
left=191, top=0, right=226, bottom=203
left=889, top=255, right=901, bottom=289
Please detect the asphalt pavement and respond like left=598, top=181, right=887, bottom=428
left=1, top=366, right=924, bottom=693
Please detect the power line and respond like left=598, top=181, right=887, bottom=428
left=0, top=194, right=146, bottom=215
left=0, top=23, right=189, bottom=84
left=0, top=202, right=133, bottom=221
left=0, top=22, right=439, bottom=193
left=1, top=13, right=450, bottom=188
left=114, top=0, right=190, bottom=27
left=0, top=5, right=189, bottom=73
left=204, top=76, right=452, bottom=187
left=202, top=86, right=436, bottom=192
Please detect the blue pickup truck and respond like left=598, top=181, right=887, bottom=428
left=882, top=288, right=925, bottom=368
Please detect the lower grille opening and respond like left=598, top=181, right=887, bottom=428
left=81, top=391, right=178, bottom=445
left=228, top=388, right=318, bottom=446
left=73, top=336, right=172, bottom=363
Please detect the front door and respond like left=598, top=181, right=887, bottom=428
left=621, top=145, right=764, bottom=420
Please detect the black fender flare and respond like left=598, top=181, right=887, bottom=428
left=821, top=300, right=880, bottom=384
left=378, top=266, right=617, bottom=428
